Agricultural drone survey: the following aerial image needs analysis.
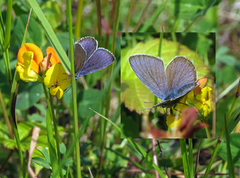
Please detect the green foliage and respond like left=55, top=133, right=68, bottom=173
left=1, top=0, right=240, bottom=177
left=218, top=133, right=240, bottom=166
left=16, top=83, right=43, bottom=110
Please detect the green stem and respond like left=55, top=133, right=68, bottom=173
left=2, top=0, right=12, bottom=87
left=4, top=0, right=12, bottom=49
left=139, top=0, right=169, bottom=32
left=204, top=120, right=211, bottom=138
left=188, top=139, right=193, bottom=178
left=49, top=93, right=61, bottom=163
left=10, top=71, right=27, bottom=178
left=96, top=0, right=102, bottom=46
left=42, top=85, right=59, bottom=177
left=133, top=0, right=152, bottom=32
left=0, top=90, right=13, bottom=139
left=180, top=139, right=190, bottom=178
left=74, top=0, right=84, bottom=40
left=125, top=0, right=134, bottom=32
left=67, top=0, right=81, bottom=177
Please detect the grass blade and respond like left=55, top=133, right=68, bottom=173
left=180, top=139, right=190, bottom=178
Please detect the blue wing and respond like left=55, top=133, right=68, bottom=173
left=71, top=36, right=98, bottom=74
left=76, top=48, right=115, bottom=78
left=166, top=56, right=197, bottom=96
left=129, top=54, right=168, bottom=100
left=77, top=36, right=98, bottom=59
left=72, top=43, right=86, bottom=74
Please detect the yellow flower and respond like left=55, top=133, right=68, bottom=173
left=17, top=43, right=43, bottom=74
left=195, top=86, right=212, bottom=117
left=44, top=63, right=71, bottom=99
left=166, top=114, right=181, bottom=128
left=16, top=51, right=43, bottom=82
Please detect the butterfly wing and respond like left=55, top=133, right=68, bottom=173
left=77, top=48, right=115, bottom=77
left=165, top=56, right=197, bottom=99
left=77, top=36, right=98, bottom=59
left=129, top=54, right=168, bottom=99
left=72, top=43, right=86, bottom=74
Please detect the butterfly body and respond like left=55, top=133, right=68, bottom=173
left=129, top=55, right=198, bottom=110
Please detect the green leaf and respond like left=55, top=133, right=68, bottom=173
left=218, top=133, right=240, bottom=166
left=3, top=138, right=16, bottom=150
left=216, top=65, right=237, bottom=84
left=77, top=89, right=102, bottom=118
left=217, top=55, right=237, bottom=67
left=34, top=103, right=47, bottom=116
left=225, top=116, right=235, bottom=177
left=171, top=0, right=221, bottom=20
left=32, top=157, right=51, bottom=169
left=13, top=14, right=43, bottom=47
left=223, top=108, right=240, bottom=139
left=62, top=158, right=73, bottom=167
left=16, top=83, right=43, bottom=110
left=42, top=32, right=76, bottom=53
left=28, top=114, right=46, bottom=125
left=18, top=122, right=35, bottom=140
left=36, top=146, right=51, bottom=164
left=121, top=112, right=140, bottom=138
left=60, top=142, right=66, bottom=154
left=41, top=1, right=62, bottom=29
left=0, top=121, right=10, bottom=139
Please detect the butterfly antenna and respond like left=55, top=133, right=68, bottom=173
left=64, top=84, right=72, bottom=93
left=52, top=77, right=72, bottom=86
left=137, top=105, right=155, bottom=112
left=144, top=101, right=155, bottom=103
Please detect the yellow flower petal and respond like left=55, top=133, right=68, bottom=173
left=166, top=114, right=181, bottom=128
left=195, top=102, right=203, bottom=110
left=16, top=51, right=42, bottom=82
left=17, top=43, right=43, bottom=73
left=50, top=86, right=63, bottom=99
left=45, top=63, right=71, bottom=99
left=201, top=86, right=212, bottom=100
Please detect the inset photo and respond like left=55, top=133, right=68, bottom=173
left=121, top=33, right=215, bottom=138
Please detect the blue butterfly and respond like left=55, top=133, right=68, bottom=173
left=129, top=55, right=198, bottom=109
left=71, top=36, right=116, bottom=79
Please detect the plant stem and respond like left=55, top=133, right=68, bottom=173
left=204, top=120, right=211, bottom=138
left=96, top=0, right=102, bottom=46
left=67, top=0, right=81, bottom=177
left=9, top=71, right=27, bottom=178
left=0, top=90, right=13, bottom=139
left=49, top=94, right=61, bottom=163
left=125, top=0, right=134, bottom=32
left=180, top=139, right=190, bottom=178
left=188, top=139, right=193, bottom=178
left=42, top=85, right=59, bottom=177
left=74, top=0, right=84, bottom=40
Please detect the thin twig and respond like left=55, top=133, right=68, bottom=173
left=157, top=140, right=170, bottom=178
left=152, top=139, right=159, bottom=178
left=0, top=149, right=14, bottom=172
left=194, top=139, right=202, bottom=178
left=133, top=0, right=152, bottom=32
